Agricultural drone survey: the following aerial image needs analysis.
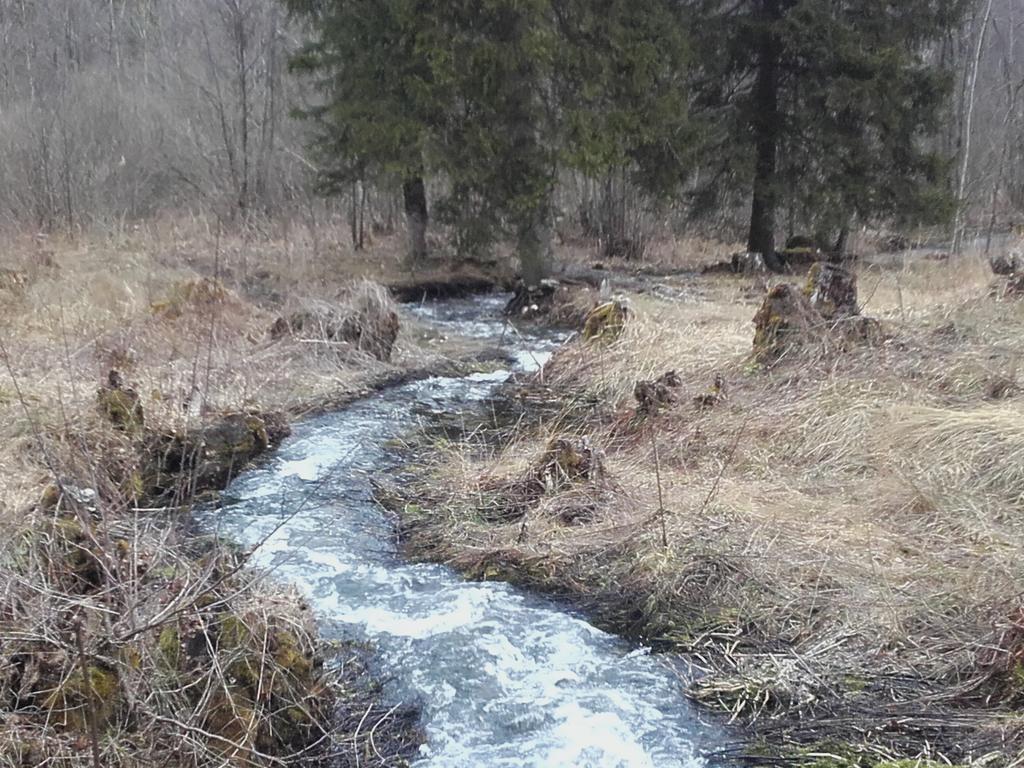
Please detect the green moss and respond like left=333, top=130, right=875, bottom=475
left=45, top=665, right=120, bottom=732
left=219, top=614, right=251, bottom=650
left=158, top=626, right=181, bottom=669
left=274, top=630, right=313, bottom=679
left=841, top=673, right=869, bottom=693
left=97, top=387, right=144, bottom=433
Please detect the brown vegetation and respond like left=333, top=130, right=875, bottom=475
left=392, top=250, right=1024, bottom=764
left=0, top=221, right=493, bottom=766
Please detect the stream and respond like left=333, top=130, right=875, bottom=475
left=205, top=296, right=724, bottom=767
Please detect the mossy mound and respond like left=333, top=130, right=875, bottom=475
left=271, top=280, right=401, bottom=361
left=155, top=607, right=328, bottom=755
left=44, top=664, right=120, bottom=732
left=582, top=299, right=629, bottom=343
left=150, top=276, right=237, bottom=319
left=96, top=370, right=144, bottom=433
left=143, top=411, right=291, bottom=499
left=754, top=268, right=882, bottom=366
left=752, top=284, right=823, bottom=365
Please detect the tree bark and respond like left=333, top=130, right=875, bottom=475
left=747, top=0, right=784, bottom=272
left=953, top=0, right=994, bottom=255
left=518, top=199, right=553, bottom=287
left=403, top=176, right=429, bottom=265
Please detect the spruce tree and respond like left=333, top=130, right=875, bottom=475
left=285, top=0, right=435, bottom=264
left=693, top=0, right=965, bottom=269
left=285, top=0, right=697, bottom=283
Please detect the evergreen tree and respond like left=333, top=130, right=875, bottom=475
left=424, top=0, right=695, bottom=281
left=418, top=0, right=560, bottom=284
left=693, top=0, right=965, bottom=269
left=285, top=0, right=435, bottom=264
left=285, top=0, right=697, bottom=283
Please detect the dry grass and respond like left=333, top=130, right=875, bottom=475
left=398, top=249, right=1024, bottom=763
left=0, top=218, right=486, bottom=514
left=0, top=217, right=485, bottom=766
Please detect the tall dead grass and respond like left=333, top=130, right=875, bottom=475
left=0, top=219, right=461, bottom=766
left=398, top=252, right=1024, bottom=761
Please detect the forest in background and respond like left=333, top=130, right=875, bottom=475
left=1, top=0, right=1022, bottom=258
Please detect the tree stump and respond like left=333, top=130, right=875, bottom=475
left=752, top=284, right=822, bottom=364
left=634, top=371, right=682, bottom=414
left=805, top=262, right=859, bottom=319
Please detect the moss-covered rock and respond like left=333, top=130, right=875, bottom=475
left=142, top=411, right=290, bottom=499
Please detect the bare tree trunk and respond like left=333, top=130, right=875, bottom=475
left=986, top=1, right=1020, bottom=256
left=747, top=0, right=784, bottom=272
left=518, top=197, right=553, bottom=287
left=403, top=176, right=429, bottom=265
left=954, top=0, right=995, bottom=255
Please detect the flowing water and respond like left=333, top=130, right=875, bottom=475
left=206, top=296, right=725, bottom=767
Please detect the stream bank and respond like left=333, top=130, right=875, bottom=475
left=388, top=271, right=1024, bottom=767
left=203, top=294, right=730, bottom=767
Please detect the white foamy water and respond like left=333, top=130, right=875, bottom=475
left=204, top=297, right=724, bottom=767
